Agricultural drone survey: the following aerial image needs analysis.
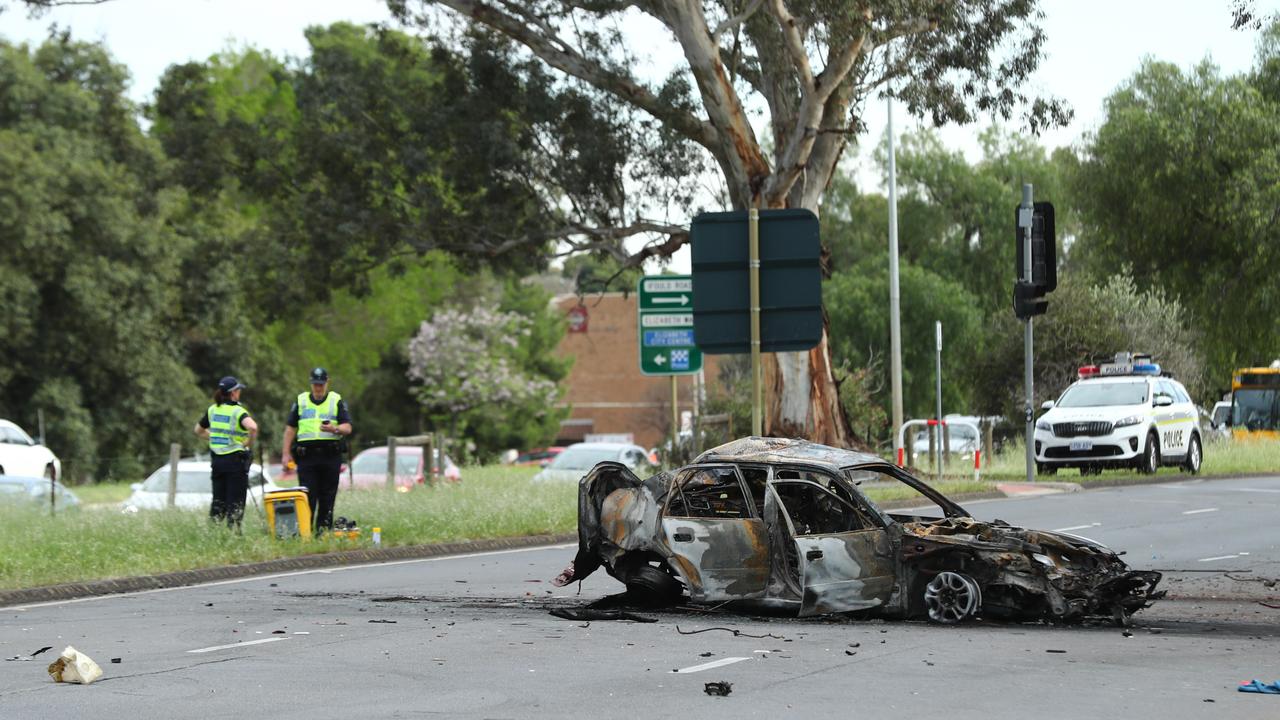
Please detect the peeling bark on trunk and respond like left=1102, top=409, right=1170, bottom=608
left=764, top=320, right=852, bottom=447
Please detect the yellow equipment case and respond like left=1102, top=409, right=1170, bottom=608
left=264, top=488, right=312, bottom=539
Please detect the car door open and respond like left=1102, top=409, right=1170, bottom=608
left=770, top=477, right=895, bottom=616
left=661, top=465, right=770, bottom=601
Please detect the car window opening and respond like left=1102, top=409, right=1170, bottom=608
left=667, top=467, right=750, bottom=519
left=774, top=481, right=869, bottom=535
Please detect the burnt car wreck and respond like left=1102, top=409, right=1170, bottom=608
left=554, top=437, right=1163, bottom=624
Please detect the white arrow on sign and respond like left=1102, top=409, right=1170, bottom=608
left=654, top=354, right=667, bottom=365
left=652, top=295, right=689, bottom=306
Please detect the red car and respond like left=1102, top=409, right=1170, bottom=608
left=349, top=446, right=461, bottom=489
left=513, top=447, right=565, bottom=467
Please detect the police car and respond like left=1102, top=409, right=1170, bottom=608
left=1034, top=353, right=1201, bottom=476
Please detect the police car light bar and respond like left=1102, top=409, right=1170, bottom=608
left=1132, top=362, right=1161, bottom=376
left=1085, top=355, right=1161, bottom=378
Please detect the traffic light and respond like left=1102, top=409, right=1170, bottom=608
left=1014, top=201, right=1056, bottom=292
left=1013, top=281, right=1048, bottom=319
left=1013, top=201, right=1056, bottom=319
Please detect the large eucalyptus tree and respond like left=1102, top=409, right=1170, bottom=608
left=390, top=0, right=1068, bottom=445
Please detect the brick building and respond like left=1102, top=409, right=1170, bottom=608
left=553, top=293, right=721, bottom=449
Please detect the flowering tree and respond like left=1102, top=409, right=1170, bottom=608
left=406, top=306, right=561, bottom=429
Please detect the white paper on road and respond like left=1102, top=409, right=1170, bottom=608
left=672, top=657, right=750, bottom=673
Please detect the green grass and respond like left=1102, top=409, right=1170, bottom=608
left=72, top=481, right=134, bottom=505
left=863, top=480, right=993, bottom=504
left=975, top=435, right=1280, bottom=484
left=0, top=465, right=576, bottom=590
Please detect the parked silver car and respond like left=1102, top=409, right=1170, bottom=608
left=531, top=442, right=652, bottom=483
left=0, top=474, right=79, bottom=512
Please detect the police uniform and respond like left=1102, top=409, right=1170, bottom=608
left=198, top=382, right=253, bottom=526
left=286, top=379, right=352, bottom=532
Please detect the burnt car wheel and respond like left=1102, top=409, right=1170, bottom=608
left=924, top=572, right=982, bottom=623
left=625, top=565, right=683, bottom=607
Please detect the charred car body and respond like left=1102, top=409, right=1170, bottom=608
left=556, top=437, right=1162, bottom=623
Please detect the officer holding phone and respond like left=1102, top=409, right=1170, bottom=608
left=281, top=367, right=353, bottom=533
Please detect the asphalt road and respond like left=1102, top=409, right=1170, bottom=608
left=2, top=476, right=1278, bottom=719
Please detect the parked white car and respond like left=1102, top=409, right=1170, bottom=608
left=1034, top=353, right=1201, bottom=476
left=121, top=458, right=277, bottom=512
left=0, top=419, right=61, bottom=481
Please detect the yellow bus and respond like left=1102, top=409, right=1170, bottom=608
left=1231, top=364, right=1280, bottom=440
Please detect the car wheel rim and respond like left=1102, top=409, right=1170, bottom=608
left=924, top=571, right=981, bottom=623
left=1191, top=440, right=1200, bottom=470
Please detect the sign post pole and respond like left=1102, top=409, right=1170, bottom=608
left=749, top=207, right=762, bottom=436
left=671, top=377, right=679, bottom=461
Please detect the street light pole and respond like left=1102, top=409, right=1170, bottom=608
left=887, top=96, right=904, bottom=458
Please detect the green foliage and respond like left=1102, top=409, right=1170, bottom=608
left=0, top=36, right=205, bottom=481
left=970, top=273, right=1205, bottom=416
left=826, top=257, right=985, bottom=424
left=561, top=253, right=642, bottom=294
left=1073, top=54, right=1280, bottom=384
left=868, top=127, right=1076, bottom=312
left=269, top=253, right=463, bottom=399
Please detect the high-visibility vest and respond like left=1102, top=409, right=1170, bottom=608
left=207, top=403, right=249, bottom=455
left=296, top=391, right=342, bottom=443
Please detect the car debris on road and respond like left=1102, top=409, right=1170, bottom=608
left=553, top=437, right=1164, bottom=624
left=703, top=681, right=732, bottom=696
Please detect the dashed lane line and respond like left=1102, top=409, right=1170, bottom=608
left=1053, top=523, right=1101, bottom=532
left=1197, top=553, right=1249, bottom=563
left=1181, top=508, right=1219, bottom=515
left=187, top=637, right=289, bottom=654
left=672, top=657, right=751, bottom=674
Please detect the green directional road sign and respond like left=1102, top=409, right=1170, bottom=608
left=638, top=275, right=702, bottom=376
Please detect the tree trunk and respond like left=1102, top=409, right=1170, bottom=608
left=763, top=331, right=852, bottom=447
left=759, top=190, right=854, bottom=448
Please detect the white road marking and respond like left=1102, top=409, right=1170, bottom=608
left=1230, top=488, right=1280, bottom=494
left=672, top=657, right=750, bottom=674
left=10, top=543, right=578, bottom=611
left=1053, top=523, right=1101, bottom=532
left=1197, top=554, right=1244, bottom=563
left=1182, top=508, right=1219, bottom=515
left=187, top=637, right=289, bottom=654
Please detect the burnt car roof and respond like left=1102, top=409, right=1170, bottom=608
left=693, top=436, right=882, bottom=471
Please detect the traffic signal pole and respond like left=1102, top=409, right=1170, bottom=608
left=1020, top=184, right=1035, bottom=483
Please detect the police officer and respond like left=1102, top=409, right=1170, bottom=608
left=281, top=367, right=352, bottom=534
left=194, top=376, right=259, bottom=527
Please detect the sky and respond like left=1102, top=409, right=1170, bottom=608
left=3, top=0, right=1276, bottom=271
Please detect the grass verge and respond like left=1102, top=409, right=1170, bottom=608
left=0, top=466, right=574, bottom=590
left=943, top=436, right=1280, bottom=485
